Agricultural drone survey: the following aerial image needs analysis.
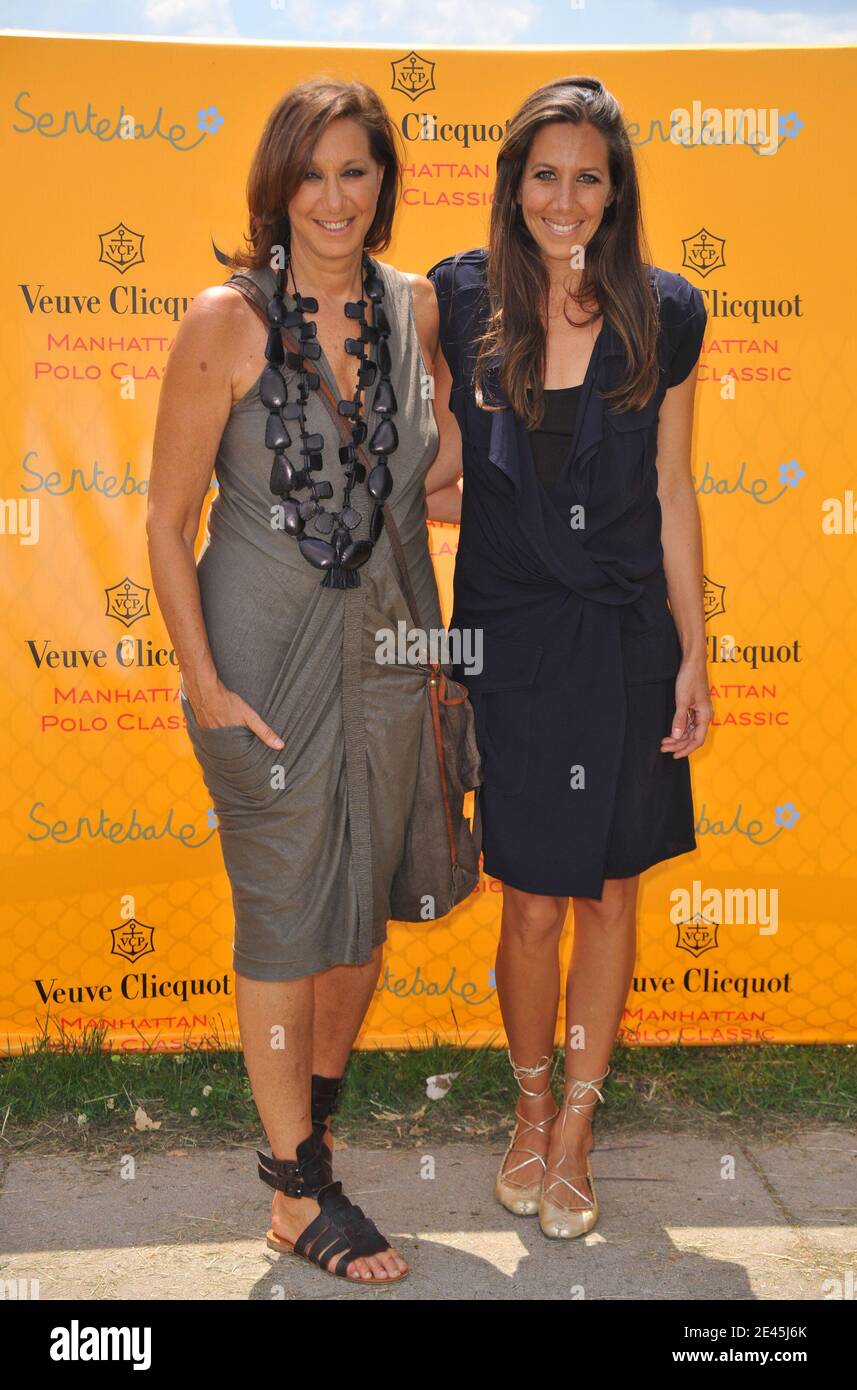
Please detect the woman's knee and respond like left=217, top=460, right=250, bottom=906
left=501, top=884, right=568, bottom=941
left=573, top=875, right=640, bottom=926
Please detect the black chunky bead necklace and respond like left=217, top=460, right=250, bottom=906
left=261, top=251, right=398, bottom=589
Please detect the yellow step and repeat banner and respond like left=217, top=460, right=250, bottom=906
left=1, top=35, right=855, bottom=1052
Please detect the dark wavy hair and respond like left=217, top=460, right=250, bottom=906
left=225, top=75, right=402, bottom=271
left=474, top=76, right=660, bottom=425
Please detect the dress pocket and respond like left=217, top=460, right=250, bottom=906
left=602, top=397, right=661, bottom=461
left=180, top=690, right=280, bottom=802
left=621, top=611, right=683, bottom=685
left=461, top=636, right=543, bottom=796
left=181, top=688, right=253, bottom=741
left=599, top=398, right=662, bottom=502
left=604, top=397, right=660, bottom=435
left=456, top=634, right=544, bottom=695
left=482, top=688, right=534, bottom=796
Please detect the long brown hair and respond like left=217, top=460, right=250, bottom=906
left=224, top=76, right=402, bottom=271
left=474, top=76, right=660, bottom=425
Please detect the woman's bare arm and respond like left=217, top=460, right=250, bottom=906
left=407, top=273, right=463, bottom=524
left=655, top=365, right=712, bottom=759
left=146, top=287, right=284, bottom=748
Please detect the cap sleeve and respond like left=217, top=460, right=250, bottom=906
left=665, top=283, right=707, bottom=387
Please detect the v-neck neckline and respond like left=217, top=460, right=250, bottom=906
left=515, top=314, right=609, bottom=497
left=262, top=260, right=380, bottom=407
left=554, top=316, right=606, bottom=475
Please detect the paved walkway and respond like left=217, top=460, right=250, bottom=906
left=1, top=1128, right=854, bottom=1299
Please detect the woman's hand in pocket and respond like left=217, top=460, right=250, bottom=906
left=184, top=678, right=285, bottom=749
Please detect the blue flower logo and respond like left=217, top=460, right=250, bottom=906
left=197, top=106, right=225, bottom=135
left=774, top=801, right=800, bottom=829
left=779, top=459, right=805, bottom=488
left=778, top=111, right=804, bottom=140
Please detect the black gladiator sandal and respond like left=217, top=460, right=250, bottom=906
left=257, top=1128, right=408, bottom=1285
left=311, top=1072, right=343, bottom=1186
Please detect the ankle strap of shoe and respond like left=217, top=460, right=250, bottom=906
left=507, top=1049, right=555, bottom=1098
left=311, top=1073, right=343, bottom=1123
left=257, top=1149, right=306, bottom=1197
left=561, top=1065, right=611, bottom=1114
left=257, top=1128, right=331, bottom=1197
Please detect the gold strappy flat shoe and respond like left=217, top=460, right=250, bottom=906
left=495, top=1049, right=559, bottom=1216
left=539, top=1065, right=610, bottom=1239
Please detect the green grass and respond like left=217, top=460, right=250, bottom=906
left=1, top=1018, right=854, bottom=1157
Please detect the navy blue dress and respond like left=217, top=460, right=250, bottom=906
left=426, top=249, right=708, bottom=899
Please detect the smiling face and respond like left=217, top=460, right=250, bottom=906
left=516, top=120, right=614, bottom=271
left=287, top=116, right=385, bottom=257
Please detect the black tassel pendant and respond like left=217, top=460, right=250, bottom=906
left=322, top=565, right=361, bottom=589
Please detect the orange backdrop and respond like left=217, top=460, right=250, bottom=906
left=1, top=35, right=855, bottom=1050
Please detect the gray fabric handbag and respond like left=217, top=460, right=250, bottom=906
left=381, top=505, right=484, bottom=922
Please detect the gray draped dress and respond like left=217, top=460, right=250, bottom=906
left=179, top=260, right=442, bottom=980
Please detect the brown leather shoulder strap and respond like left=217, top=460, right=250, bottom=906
left=224, top=272, right=268, bottom=325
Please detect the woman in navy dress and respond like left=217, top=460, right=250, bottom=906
left=423, top=77, right=712, bottom=1237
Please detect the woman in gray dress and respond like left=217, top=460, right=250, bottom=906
left=147, top=78, right=453, bottom=1285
